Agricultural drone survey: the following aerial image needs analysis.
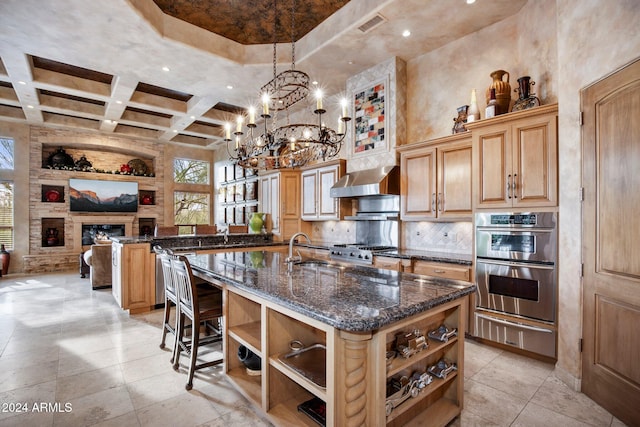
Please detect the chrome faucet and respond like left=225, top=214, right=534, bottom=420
left=224, top=228, right=229, bottom=245
left=285, top=232, right=311, bottom=272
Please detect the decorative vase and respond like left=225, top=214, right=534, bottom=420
left=46, top=228, right=59, bottom=246
left=238, top=345, right=261, bottom=374
left=512, top=76, right=541, bottom=112
left=452, top=105, right=468, bottom=134
left=486, top=70, right=512, bottom=115
left=249, top=212, right=265, bottom=234
left=0, top=244, right=10, bottom=276
left=47, top=147, right=75, bottom=169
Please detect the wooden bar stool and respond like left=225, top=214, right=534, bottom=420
left=171, top=254, right=223, bottom=390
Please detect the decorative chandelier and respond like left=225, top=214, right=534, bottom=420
left=225, top=0, right=350, bottom=170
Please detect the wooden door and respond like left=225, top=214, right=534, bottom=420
left=473, top=124, right=512, bottom=209
left=301, top=169, right=318, bottom=219
left=400, top=146, right=436, bottom=220
left=582, top=58, right=640, bottom=427
left=318, top=166, right=339, bottom=219
left=512, top=113, right=558, bottom=207
left=438, top=139, right=472, bottom=218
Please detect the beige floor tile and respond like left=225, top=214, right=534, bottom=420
left=513, top=402, right=596, bottom=427
left=57, top=347, right=121, bottom=378
left=55, top=365, right=125, bottom=402
left=464, top=338, right=503, bottom=379
left=52, top=385, right=134, bottom=427
left=56, top=332, right=117, bottom=356
left=0, top=381, right=56, bottom=422
left=197, top=404, right=273, bottom=427
left=195, top=377, right=252, bottom=416
left=462, top=378, right=528, bottom=426
left=120, top=352, right=176, bottom=384
left=471, top=351, right=554, bottom=401
left=0, top=411, right=55, bottom=427
left=113, top=337, right=165, bottom=364
left=530, top=375, right=614, bottom=426
left=0, top=360, right=59, bottom=394
left=136, top=392, right=222, bottom=427
left=126, top=371, right=189, bottom=410
left=90, top=411, right=141, bottom=427
left=0, top=347, right=61, bottom=371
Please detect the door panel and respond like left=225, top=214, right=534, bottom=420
left=439, top=142, right=472, bottom=217
left=477, top=128, right=510, bottom=207
left=582, top=57, right=640, bottom=427
left=401, top=147, right=435, bottom=219
left=319, top=167, right=338, bottom=217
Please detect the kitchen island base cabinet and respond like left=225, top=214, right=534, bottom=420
left=223, top=286, right=467, bottom=426
left=111, top=242, right=155, bottom=314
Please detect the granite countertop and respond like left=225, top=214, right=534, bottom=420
left=111, top=234, right=286, bottom=252
left=188, top=250, right=475, bottom=333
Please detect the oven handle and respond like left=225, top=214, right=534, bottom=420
left=476, top=258, right=555, bottom=270
left=476, top=312, right=554, bottom=333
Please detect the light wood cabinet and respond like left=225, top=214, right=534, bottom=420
left=300, top=159, right=347, bottom=221
left=412, top=260, right=472, bottom=282
left=399, top=134, right=472, bottom=221
left=372, top=255, right=413, bottom=272
left=259, top=169, right=310, bottom=240
left=111, top=242, right=155, bottom=313
left=467, top=104, right=558, bottom=209
left=223, top=280, right=467, bottom=426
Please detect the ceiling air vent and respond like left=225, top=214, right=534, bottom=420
left=357, top=14, right=387, bottom=33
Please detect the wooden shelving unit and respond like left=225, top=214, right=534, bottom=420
left=223, top=283, right=468, bottom=426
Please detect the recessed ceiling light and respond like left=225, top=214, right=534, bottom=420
left=162, top=66, right=170, bottom=72
left=402, top=30, right=411, bottom=37
left=190, top=115, right=195, bottom=119
left=173, top=129, right=178, bottom=133
left=466, top=0, right=476, bottom=4
left=348, top=61, right=354, bottom=65
left=226, top=85, right=233, bottom=90
left=27, top=105, right=34, bottom=109
left=18, top=81, right=26, bottom=85
left=312, top=81, right=318, bottom=85
left=116, top=100, right=122, bottom=104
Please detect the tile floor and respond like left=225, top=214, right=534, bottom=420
left=0, top=272, right=625, bottom=427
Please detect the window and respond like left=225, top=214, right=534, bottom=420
left=174, top=158, right=209, bottom=184
left=0, top=138, right=14, bottom=249
left=174, top=192, right=210, bottom=226
left=0, top=138, right=14, bottom=170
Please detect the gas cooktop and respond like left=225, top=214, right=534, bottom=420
left=329, top=244, right=397, bottom=264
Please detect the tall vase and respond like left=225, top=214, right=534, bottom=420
left=486, top=70, right=512, bottom=115
left=512, top=76, right=541, bottom=111
left=0, top=244, right=9, bottom=276
left=249, top=212, right=265, bottom=234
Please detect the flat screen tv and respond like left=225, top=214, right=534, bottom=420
left=69, top=178, right=138, bottom=213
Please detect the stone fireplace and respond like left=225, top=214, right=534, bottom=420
left=72, top=216, right=134, bottom=252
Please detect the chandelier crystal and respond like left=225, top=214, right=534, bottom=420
left=225, top=0, right=350, bottom=170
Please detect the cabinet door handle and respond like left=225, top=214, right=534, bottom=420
left=438, top=193, right=443, bottom=211
left=507, top=174, right=512, bottom=199
left=513, top=174, right=518, bottom=199
left=431, top=193, right=436, bottom=211
left=434, top=269, right=446, bottom=274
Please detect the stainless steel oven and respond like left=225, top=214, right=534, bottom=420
left=474, top=212, right=558, bottom=358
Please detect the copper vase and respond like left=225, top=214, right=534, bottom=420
left=486, top=70, right=512, bottom=115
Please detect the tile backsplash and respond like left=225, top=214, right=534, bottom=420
left=312, top=220, right=472, bottom=255
left=402, top=221, right=473, bottom=255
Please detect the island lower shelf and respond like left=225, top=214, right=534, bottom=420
left=223, top=285, right=468, bottom=427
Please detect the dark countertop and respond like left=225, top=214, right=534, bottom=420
left=188, top=250, right=475, bottom=333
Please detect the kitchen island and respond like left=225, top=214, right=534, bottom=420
left=188, top=250, right=475, bottom=427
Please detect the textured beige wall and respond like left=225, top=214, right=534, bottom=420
left=407, top=0, right=558, bottom=142
left=555, top=0, right=640, bottom=388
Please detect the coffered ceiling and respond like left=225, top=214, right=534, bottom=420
left=0, top=0, right=528, bottom=149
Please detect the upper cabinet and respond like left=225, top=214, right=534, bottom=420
left=300, top=159, right=347, bottom=221
left=467, top=104, right=558, bottom=209
left=259, top=169, right=309, bottom=240
left=399, top=133, right=472, bottom=221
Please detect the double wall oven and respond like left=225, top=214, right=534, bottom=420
left=474, top=212, right=558, bottom=358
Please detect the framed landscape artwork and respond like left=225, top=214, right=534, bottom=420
left=352, top=77, right=387, bottom=156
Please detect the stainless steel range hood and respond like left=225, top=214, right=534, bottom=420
left=329, top=165, right=399, bottom=198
